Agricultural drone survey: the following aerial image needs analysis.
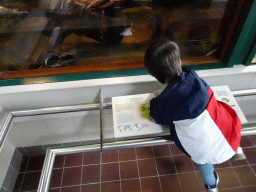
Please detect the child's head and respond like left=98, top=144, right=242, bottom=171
left=144, top=39, right=182, bottom=84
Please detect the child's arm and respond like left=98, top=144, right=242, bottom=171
left=153, top=90, right=160, bottom=97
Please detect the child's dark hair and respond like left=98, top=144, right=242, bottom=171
left=144, top=39, right=182, bottom=84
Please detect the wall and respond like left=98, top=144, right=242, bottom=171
left=0, top=138, right=22, bottom=192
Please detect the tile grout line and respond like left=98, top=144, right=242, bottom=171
left=232, top=145, right=256, bottom=178
left=120, top=155, right=173, bottom=162
left=244, top=155, right=256, bottom=177
left=48, top=187, right=61, bottom=190
left=19, top=170, right=45, bottom=174
left=191, top=160, right=201, bottom=181
left=49, top=168, right=256, bottom=191
left=9, top=164, right=19, bottom=174
left=245, top=150, right=256, bottom=181
left=191, top=159, right=207, bottom=191
left=1, top=186, right=9, bottom=192
left=221, top=185, right=255, bottom=190
left=168, top=144, right=184, bottom=192
left=16, top=144, right=254, bottom=191
left=241, top=145, right=256, bottom=149
left=18, top=156, right=31, bottom=192
left=22, top=147, right=29, bottom=156
left=117, top=150, right=122, bottom=192
left=216, top=160, right=232, bottom=189
left=215, top=164, right=250, bottom=169
left=62, top=164, right=96, bottom=169
left=51, top=154, right=184, bottom=168
left=242, top=143, right=256, bottom=172
left=42, top=145, right=46, bottom=152
left=80, top=153, right=84, bottom=192
left=80, top=173, right=182, bottom=185
left=230, top=164, right=246, bottom=192
left=248, top=163, right=256, bottom=176
left=60, top=155, right=66, bottom=191
left=55, top=153, right=184, bottom=169
left=50, top=170, right=256, bottom=187
left=134, top=148, right=142, bottom=192
left=249, top=136, right=256, bottom=147
left=151, top=146, right=163, bottom=192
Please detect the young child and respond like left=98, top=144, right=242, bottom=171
left=144, top=39, right=245, bottom=192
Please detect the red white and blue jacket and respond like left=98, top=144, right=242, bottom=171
left=150, top=67, right=241, bottom=164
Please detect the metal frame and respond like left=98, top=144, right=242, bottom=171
left=38, top=137, right=173, bottom=192
left=225, top=0, right=256, bottom=67
left=0, top=89, right=256, bottom=191
left=0, top=103, right=101, bottom=150
left=244, top=39, right=256, bottom=66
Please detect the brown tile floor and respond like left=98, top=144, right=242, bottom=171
left=13, top=136, right=256, bottom=192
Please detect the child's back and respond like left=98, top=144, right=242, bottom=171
left=150, top=67, right=241, bottom=164
left=144, top=39, right=243, bottom=192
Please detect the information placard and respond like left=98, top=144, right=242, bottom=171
left=112, top=86, right=247, bottom=138
left=112, top=93, right=169, bottom=138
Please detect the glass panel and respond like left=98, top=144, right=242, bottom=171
left=0, top=0, right=228, bottom=74
left=101, top=80, right=169, bottom=143
left=103, top=105, right=170, bottom=143
left=6, top=110, right=101, bottom=150
left=236, top=96, right=256, bottom=124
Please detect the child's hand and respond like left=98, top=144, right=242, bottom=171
left=140, top=103, right=151, bottom=119
left=154, top=90, right=160, bottom=97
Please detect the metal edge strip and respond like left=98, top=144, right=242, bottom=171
left=0, top=102, right=109, bottom=149
left=0, top=112, right=13, bottom=150
left=11, top=103, right=101, bottom=117
left=232, top=89, right=256, bottom=97
left=37, top=137, right=170, bottom=192
left=37, top=128, right=256, bottom=192
left=37, top=148, right=55, bottom=192
left=241, top=127, right=256, bottom=136
left=103, top=137, right=172, bottom=151
left=38, top=144, right=101, bottom=192
left=0, top=103, right=102, bottom=149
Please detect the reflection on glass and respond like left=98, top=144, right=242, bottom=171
left=252, top=54, right=256, bottom=63
left=0, top=0, right=228, bottom=73
left=6, top=110, right=101, bottom=153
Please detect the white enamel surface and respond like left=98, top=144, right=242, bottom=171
left=0, top=139, right=15, bottom=187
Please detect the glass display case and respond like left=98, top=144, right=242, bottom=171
left=0, top=0, right=248, bottom=80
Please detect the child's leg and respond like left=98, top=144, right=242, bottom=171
left=198, top=163, right=217, bottom=188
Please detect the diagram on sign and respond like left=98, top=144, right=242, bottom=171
left=112, top=93, right=169, bottom=138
